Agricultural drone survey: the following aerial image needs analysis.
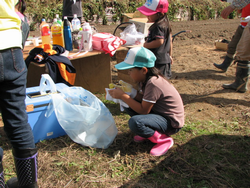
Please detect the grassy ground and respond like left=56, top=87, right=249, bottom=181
left=0, top=94, right=249, bottom=187
left=0, top=19, right=250, bottom=187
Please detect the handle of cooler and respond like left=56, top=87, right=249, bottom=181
left=39, top=74, right=57, bottom=95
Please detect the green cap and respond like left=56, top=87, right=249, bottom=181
left=115, top=47, right=156, bottom=70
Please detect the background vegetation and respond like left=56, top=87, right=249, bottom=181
left=24, top=0, right=233, bottom=30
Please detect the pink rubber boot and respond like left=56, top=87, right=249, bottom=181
left=148, top=131, right=174, bottom=156
left=134, top=135, right=147, bottom=142
left=134, top=131, right=170, bottom=143
left=147, top=131, right=170, bottom=143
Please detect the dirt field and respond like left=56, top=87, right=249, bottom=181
left=0, top=18, right=249, bottom=188
left=0, top=18, right=249, bottom=130
left=97, top=18, right=250, bottom=124
left=167, top=18, right=250, bottom=123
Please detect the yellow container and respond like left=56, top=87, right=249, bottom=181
left=51, top=19, right=64, bottom=47
left=40, top=19, right=51, bottom=45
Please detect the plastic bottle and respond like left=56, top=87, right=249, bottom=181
left=40, top=18, right=51, bottom=44
left=51, top=18, right=64, bottom=47
left=55, top=14, right=62, bottom=25
left=63, top=16, right=73, bottom=51
left=76, top=27, right=83, bottom=51
left=81, top=22, right=93, bottom=52
left=71, top=14, right=81, bottom=32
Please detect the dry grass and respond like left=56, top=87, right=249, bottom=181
left=1, top=71, right=249, bottom=187
left=1, top=106, right=249, bottom=187
left=1, top=19, right=250, bottom=188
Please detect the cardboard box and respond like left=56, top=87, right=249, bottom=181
left=117, top=70, right=138, bottom=89
left=129, top=18, right=153, bottom=36
left=122, top=13, right=134, bottom=22
left=122, top=11, right=146, bottom=22
left=116, top=49, right=138, bottom=89
left=215, top=40, right=228, bottom=51
left=133, top=11, right=146, bottom=19
left=25, top=83, right=68, bottom=143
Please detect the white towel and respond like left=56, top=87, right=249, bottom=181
left=105, top=88, right=129, bottom=111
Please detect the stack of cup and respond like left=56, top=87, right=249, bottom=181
left=32, top=37, right=39, bottom=46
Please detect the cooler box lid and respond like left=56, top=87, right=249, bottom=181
left=25, top=83, right=67, bottom=113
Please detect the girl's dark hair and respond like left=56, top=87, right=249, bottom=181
left=135, top=67, right=168, bottom=90
left=16, top=0, right=26, bottom=14
left=149, top=13, right=172, bottom=38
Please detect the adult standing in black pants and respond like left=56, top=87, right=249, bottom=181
left=63, top=0, right=83, bottom=23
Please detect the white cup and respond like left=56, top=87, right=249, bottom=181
left=32, top=37, right=39, bottom=46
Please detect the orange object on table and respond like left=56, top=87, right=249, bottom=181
left=23, top=45, right=112, bottom=93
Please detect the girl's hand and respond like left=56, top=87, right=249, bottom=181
left=170, top=56, right=173, bottom=64
left=108, top=87, right=125, bottom=99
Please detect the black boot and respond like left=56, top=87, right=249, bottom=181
left=6, top=148, right=38, bottom=188
left=0, top=148, right=5, bottom=188
left=213, top=56, right=233, bottom=72
left=223, top=61, right=250, bottom=93
left=0, top=162, right=4, bottom=188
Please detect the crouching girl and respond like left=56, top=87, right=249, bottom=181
left=109, top=47, right=184, bottom=156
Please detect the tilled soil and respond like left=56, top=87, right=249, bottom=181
left=0, top=18, right=249, bottom=188
left=1, top=18, right=249, bottom=128
left=169, top=18, right=250, bottom=123
left=96, top=18, right=250, bottom=123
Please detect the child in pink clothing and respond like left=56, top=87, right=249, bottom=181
left=137, top=0, right=173, bottom=79
left=15, top=0, right=29, bottom=48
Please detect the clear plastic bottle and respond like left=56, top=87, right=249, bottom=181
left=71, top=14, right=81, bottom=32
left=51, top=18, right=64, bottom=47
left=55, top=14, right=62, bottom=25
left=76, top=27, right=83, bottom=51
left=81, top=22, right=93, bottom=52
left=63, top=16, right=73, bottom=51
left=40, top=18, right=51, bottom=44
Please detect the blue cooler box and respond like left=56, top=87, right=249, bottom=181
left=25, top=83, right=68, bottom=143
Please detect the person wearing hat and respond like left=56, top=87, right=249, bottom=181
left=137, top=0, right=173, bottom=79
left=109, top=47, right=184, bottom=156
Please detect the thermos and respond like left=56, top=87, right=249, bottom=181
left=63, top=16, right=73, bottom=51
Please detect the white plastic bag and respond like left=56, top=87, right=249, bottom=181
left=39, top=74, right=57, bottom=95
left=47, top=86, right=118, bottom=149
left=120, top=23, right=145, bottom=46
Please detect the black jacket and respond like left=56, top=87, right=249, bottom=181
left=25, top=44, right=76, bottom=86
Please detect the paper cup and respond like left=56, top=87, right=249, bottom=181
left=32, top=38, right=39, bottom=46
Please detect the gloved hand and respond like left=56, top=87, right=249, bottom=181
left=105, top=88, right=129, bottom=111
